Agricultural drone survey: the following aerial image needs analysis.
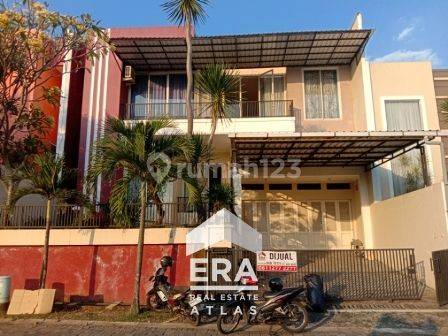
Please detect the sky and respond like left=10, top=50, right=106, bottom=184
left=46, top=0, right=448, bottom=68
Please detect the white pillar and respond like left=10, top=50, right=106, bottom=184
left=231, top=165, right=242, bottom=218
left=359, top=172, right=374, bottom=248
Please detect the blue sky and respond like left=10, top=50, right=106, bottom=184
left=47, top=0, right=448, bottom=68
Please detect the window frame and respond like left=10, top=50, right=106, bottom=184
left=302, top=67, right=343, bottom=120
left=379, top=96, right=432, bottom=198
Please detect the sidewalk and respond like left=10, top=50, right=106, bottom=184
left=2, top=310, right=448, bottom=336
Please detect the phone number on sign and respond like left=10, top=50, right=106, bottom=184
left=257, top=265, right=297, bottom=272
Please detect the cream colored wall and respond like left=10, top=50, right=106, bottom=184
left=286, top=65, right=362, bottom=132
left=350, top=59, right=368, bottom=131
left=370, top=61, right=439, bottom=130
left=370, top=182, right=448, bottom=288
left=0, top=227, right=191, bottom=246
left=369, top=61, right=445, bottom=189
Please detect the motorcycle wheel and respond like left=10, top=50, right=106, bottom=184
left=187, top=312, right=201, bottom=326
left=281, top=303, right=308, bottom=334
left=146, top=293, right=162, bottom=310
left=217, top=306, right=244, bottom=334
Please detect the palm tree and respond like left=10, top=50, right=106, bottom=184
left=195, top=63, right=240, bottom=146
left=87, top=118, right=185, bottom=315
left=162, top=0, right=210, bottom=135
left=181, top=134, right=236, bottom=219
left=442, top=99, right=448, bottom=114
left=12, top=153, right=85, bottom=289
left=181, top=134, right=211, bottom=222
left=207, top=183, right=235, bottom=213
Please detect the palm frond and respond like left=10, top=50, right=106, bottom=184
left=161, top=0, right=209, bottom=25
left=441, top=99, right=448, bottom=113
left=195, top=64, right=240, bottom=139
left=208, top=183, right=235, bottom=213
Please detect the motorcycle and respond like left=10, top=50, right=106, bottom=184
left=146, top=256, right=204, bottom=325
left=217, top=277, right=309, bottom=334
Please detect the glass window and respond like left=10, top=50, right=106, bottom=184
left=385, top=99, right=424, bottom=196
left=304, top=70, right=340, bottom=119
left=260, top=75, right=285, bottom=116
left=130, top=76, right=148, bottom=119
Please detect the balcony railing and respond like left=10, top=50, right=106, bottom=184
left=121, top=100, right=293, bottom=120
left=0, top=203, right=202, bottom=229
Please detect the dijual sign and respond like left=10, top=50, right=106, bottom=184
left=256, top=251, right=298, bottom=272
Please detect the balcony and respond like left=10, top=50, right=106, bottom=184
left=121, top=100, right=293, bottom=120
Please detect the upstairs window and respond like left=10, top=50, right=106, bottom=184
left=385, top=99, right=425, bottom=196
left=304, top=70, right=340, bottom=119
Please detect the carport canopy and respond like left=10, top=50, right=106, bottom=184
left=229, top=131, right=447, bottom=170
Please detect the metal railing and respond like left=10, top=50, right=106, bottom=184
left=234, top=248, right=423, bottom=301
left=0, top=203, right=202, bottom=229
left=121, top=100, right=294, bottom=120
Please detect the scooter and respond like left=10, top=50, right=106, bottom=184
left=146, top=256, right=205, bottom=325
left=217, top=277, right=309, bottom=334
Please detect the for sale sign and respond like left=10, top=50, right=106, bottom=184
left=256, top=251, right=297, bottom=272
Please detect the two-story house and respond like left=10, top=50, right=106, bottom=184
left=2, top=14, right=448, bottom=303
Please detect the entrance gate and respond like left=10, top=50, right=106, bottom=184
left=209, top=248, right=424, bottom=301
left=432, top=249, right=448, bottom=306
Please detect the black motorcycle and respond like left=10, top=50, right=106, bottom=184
left=217, top=277, right=309, bottom=334
left=146, top=256, right=204, bottom=325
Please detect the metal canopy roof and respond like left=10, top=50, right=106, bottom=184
left=112, top=29, right=373, bottom=71
left=229, top=131, right=445, bottom=170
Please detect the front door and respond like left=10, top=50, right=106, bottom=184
left=432, top=249, right=448, bottom=306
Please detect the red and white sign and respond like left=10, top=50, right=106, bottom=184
left=256, top=251, right=297, bottom=272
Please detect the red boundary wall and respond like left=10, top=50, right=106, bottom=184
left=0, top=244, right=189, bottom=304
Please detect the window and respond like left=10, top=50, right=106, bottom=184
left=385, top=99, right=425, bottom=196
left=297, top=183, right=321, bottom=190
left=268, top=183, right=292, bottom=191
left=304, top=70, right=340, bottom=119
left=326, top=183, right=351, bottom=190
left=130, top=74, right=187, bottom=118
left=260, top=75, right=285, bottom=116
left=242, top=184, right=264, bottom=191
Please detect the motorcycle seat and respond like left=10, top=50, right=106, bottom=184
left=263, top=287, right=304, bottom=300
left=263, top=291, right=279, bottom=299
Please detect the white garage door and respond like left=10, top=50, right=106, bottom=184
left=242, top=200, right=354, bottom=250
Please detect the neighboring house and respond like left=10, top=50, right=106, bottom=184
left=1, top=14, right=448, bottom=302
left=434, top=69, right=448, bottom=167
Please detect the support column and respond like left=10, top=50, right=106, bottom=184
left=420, top=146, right=431, bottom=187
left=359, top=172, right=374, bottom=248
left=230, top=140, right=242, bottom=218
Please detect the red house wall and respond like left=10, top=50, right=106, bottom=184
left=0, top=244, right=189, bottom=304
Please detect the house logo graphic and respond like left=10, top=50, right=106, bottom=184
left=186, top=209, right=262, bottom=291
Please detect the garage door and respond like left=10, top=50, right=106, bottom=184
left=242, top=200, right=354, bottom=250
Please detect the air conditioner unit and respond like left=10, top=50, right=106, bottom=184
left=123, top=65, right=135, bottom=84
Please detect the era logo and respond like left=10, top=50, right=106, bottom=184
left=190, top=258, right=258, bottom=283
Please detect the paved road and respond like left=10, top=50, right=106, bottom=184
left=1, top=314, right=448, bottom=336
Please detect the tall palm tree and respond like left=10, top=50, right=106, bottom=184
left=13, top=153, right=85, bottom=289
left=195, top=63, right=240, bottom=146
left=162, top=0, right=210, bottom=135
left=87, top=118, right=184, bottom=315
left=181, top=134, right=212, bottom=222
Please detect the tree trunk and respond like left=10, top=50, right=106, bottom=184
left=2, top=181, right=13, bottom=227
left=39, top=198, right=52, bottom=289
left=130, top=181, right=147, bottom=315
left=207, top=119, right=217, bottom=147
left=186, top=20, right=193, bottom=135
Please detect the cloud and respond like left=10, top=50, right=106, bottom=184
left=374, top=49, right=440, bottom=65
left=396, top=25, right=415, bottom=41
